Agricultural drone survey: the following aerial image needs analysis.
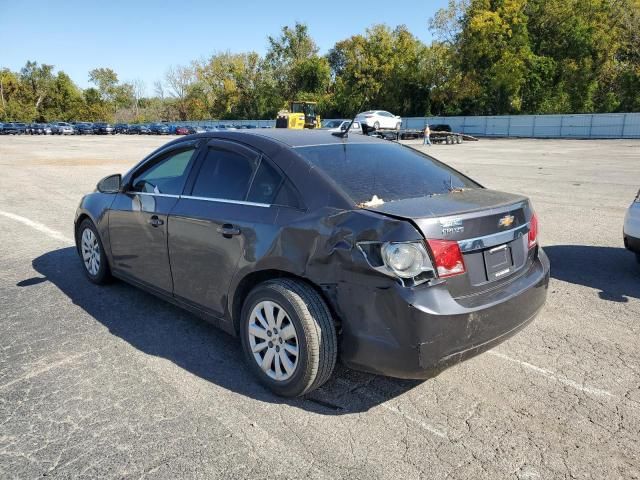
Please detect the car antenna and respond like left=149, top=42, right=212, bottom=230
left=332, top=97, right=368, bottom=139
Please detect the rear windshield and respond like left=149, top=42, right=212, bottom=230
left=295, top=143, right=480, bottom=204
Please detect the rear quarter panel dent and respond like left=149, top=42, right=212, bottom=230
left=228, top=207, right=423, bottom=324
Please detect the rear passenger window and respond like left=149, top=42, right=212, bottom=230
left=192, top=148, right=259, bottom=201
left=246, top=160, right=283, bottom=204
left=274, top=180, right=301, bottom=209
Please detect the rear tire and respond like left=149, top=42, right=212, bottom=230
left=373, top=121, right=380, bottom=130
left=240, top=278, right=337, bottom=397
left=395, top=122, right=401, bottom=131
left=77, top=219, right=111, bottom=285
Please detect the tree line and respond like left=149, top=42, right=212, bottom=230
left=1, top=0, right=638, bottom=123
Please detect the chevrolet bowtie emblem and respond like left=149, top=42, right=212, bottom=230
left=498, top=214, right=515, bottom=228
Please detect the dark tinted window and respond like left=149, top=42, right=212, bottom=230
left=246, top=160, right=283, bottom=204
left=132, top=148, right=196, bottom=195
left=274, top=180, right=301, bottom=209
left=324, top=120, right=342, bottom=128
left=295, top=143, right=479, bottom=204
left=192, top=148, right=258, bottom=201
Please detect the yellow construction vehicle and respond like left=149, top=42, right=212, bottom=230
left=275, top=101, right=321, bottom=129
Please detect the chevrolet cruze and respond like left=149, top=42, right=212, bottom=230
left=74, top=130, right=550, bottom=397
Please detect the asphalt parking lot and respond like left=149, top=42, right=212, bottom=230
left=1, top=135, right=639, bottom=479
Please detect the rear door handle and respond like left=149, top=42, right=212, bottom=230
left=149, top=215, right=164, bottom=227
left=217, top=224, right=241, bottom=238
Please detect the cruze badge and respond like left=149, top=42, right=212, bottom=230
left=441, top=217, right=464, bottom=235
left=498, top=214, right=515, bottom=228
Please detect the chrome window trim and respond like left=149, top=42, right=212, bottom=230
left=126, top=191, right=181, bottom=198
left=125, top=191, right=270, bottom=208
left=458, top=223, right=530, bottom=253
left=180, top=195, right=270, bottom=208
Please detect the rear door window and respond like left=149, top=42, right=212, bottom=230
left=295, top=143, right=480, bottom=204
left=246, top=160, right=283, bottom=204
left=190, top=145, right=300, bottom=207
left=191, top=148, right=259, bottom=201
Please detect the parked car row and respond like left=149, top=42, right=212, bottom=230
left=0, top=121, right=270, bottom=136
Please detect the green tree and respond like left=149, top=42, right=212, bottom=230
left=42, top=71, right=84, bottom=120
left=88, top=67, right=119, bottom=102
left=328, top=25, right=436, bottom=117
left=20, top=61, right=55, bottom=119
left=265, top=23, right=328, bottom=103
left=453, top=0, right=533, bottom=114
left=195, top=51, right=281, bottom=119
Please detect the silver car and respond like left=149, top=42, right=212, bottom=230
left=623, top=188, right=640, bottom=263
left=53, top=122, right=74, bottom=135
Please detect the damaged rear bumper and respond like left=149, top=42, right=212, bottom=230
left=336, top=249, right=550, bottom=379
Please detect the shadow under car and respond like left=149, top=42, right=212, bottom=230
left=25, top=247, right=422, bottom=414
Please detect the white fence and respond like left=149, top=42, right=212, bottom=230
left=180, top=113, right=640, bottom=139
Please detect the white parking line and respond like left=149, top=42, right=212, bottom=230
left=0, top=210, right=73, bottom=244
left=374, top=398, right=449, bottom=439
left=0, top=353, right=88, bottom=391
left=488, top=350, right=615, bottom=398
left=335, top=378, right=448, bottom=439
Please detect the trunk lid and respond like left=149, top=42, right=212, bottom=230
left=365, top=189, right=534, bottom=298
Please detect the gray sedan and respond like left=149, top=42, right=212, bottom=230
left=74, top=130, right=549, bottom=396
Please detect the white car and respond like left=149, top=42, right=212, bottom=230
left=323, top=120, right=361, bottom=133
left=355, top=110, right=402, bottom=130
left=623, top=188, right=640, bottom=263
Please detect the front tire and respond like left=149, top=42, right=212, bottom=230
left=373, top=121, right=380, bottom=130
left=77, top=219, right=111, bottom=284
left=240, top=279, right=337, bottom=397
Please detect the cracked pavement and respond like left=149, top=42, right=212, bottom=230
left=0, top=136, right=639, bottom=479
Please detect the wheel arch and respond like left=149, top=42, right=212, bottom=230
left=230, top=269, right=341, bottom=335
left=74, top=213, right=93, bottom=252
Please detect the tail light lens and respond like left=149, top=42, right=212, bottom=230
left=528, top=213, right=538, bottom=249
left=357, top=238, right=467, bottom=286
left=426, top=239, right=466, bottom=278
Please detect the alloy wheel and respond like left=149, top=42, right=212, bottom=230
left=81, top=228, right=101, bottom=276
left=248, top=300, right=299, bottom=381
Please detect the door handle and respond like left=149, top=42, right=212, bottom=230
left=217, top=224, right=241, bottom=238
left=148, top=215, right=164, bottom=227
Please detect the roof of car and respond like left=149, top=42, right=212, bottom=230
left=190, top=128, right=386, bottom=148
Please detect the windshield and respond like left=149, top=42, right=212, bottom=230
left=295, top=143, right=480, bottom=204
left=324, top=120, right=342, bottom=128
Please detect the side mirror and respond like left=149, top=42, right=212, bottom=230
left=97, top=174, right=122, bottom=193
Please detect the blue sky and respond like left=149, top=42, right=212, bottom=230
left=0, top=0, right=448, bottom=94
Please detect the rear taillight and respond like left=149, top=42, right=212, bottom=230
left=528, top=213, right=538, bottom=249
left=426, top=239, right=466, bottom=278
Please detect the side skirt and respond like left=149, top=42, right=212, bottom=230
left=111, top=269, right=237, bottom=337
